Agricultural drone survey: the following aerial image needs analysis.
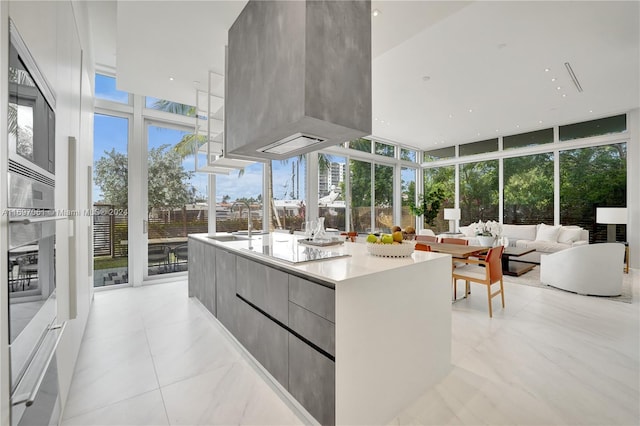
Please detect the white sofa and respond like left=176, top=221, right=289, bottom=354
left=458, top=223, right=589, bottom=263
left=540, top=243, right=624, bottom=296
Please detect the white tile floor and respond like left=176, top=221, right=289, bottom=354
left=62, top=271, right=640, bottom=425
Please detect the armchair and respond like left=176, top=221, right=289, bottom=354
left=540, top=243, right=624, bottom=296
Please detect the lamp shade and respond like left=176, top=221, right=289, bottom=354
left=596, top=207, right=627, bottom=224
left=444, top=208, right=461, bottom=221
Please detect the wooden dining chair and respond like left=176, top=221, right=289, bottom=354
left=441, top=237, right=468, bottom=245
left=415, top=243, right=431, bottom=252
left=451, top=245, right=505, bottom=317
left=415, top=235, right=438, bottom=243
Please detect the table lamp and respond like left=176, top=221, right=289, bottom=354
left=596, top=207, right=627, bottom=242
left=444, top=208, right=461, bottom=233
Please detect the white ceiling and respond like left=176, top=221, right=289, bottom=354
left=88, top=0, right=640, bottom=150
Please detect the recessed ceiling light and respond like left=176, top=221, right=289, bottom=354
left=589, top=110, right=593, bottom=113
left=495, top=129, right=499, bottom=132
left=468, top=109, right=473, bottom=113
left=374, top=118, right=378, bottom=121
left=538, top=120, right=543, bottom=124
left=544, top=68, right=551, bottom=72
left=477, top=132, right=481, bottom=136
left=551, top=77, right=557, bottom=82
left=516, top=124, right=520, bottom=128
left=556, top=86, right=561, bottom=90
left=562, top=94, right=567, bottom=98
left=380, top=120, right=385, bottom=124
left=448, top=114, right=453, bottom=118
left=372, top=9, right=380, bottom=17
left=169, top=77, right=174, bottom=81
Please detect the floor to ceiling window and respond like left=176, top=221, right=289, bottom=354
left=459, top=160, right=498, bottom=225
left=146, top=123, right=205, bottom=276
left=270, top=156, right=306, bottom=231
left=374, top=164, right=394, bottom=233
left=349, top=159, right=372, bottom=233
left=423, top=166, right=455, bottom=233
left=318, top=154, right=347, bottom=231
left=215, top=162, right=264, bottom=233
left=400, top=167, right=416, bottom=229
left=560, top=143, right=627, bottom=242
left=503, top=153, right=554, bottom=225
left=92, top=113, right=129, bottom=287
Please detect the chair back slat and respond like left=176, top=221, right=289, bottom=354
left=415, top=243, right=431, bottom=252
left=441, top=237, right=468, bottom=245
left=416, top=235, right=438, bottom=243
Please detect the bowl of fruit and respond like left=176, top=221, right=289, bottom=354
left=366, top=229, right=415, bottom=258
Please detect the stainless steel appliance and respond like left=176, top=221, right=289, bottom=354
left=7, top=20, right=65, bottom=426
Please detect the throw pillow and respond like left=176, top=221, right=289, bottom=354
left=558, top=227, right=583, bottom=244
left=535, top=223, right=561, bottom=243
left=459, top=224, right=476, bottom=237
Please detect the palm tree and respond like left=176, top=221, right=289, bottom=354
left=150, top=99, right=208, bottom=158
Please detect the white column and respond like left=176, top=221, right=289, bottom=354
left=129, top=94, right=145, bottom=286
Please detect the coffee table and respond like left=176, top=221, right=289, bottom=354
left=502, top=247, right=536, bottom=276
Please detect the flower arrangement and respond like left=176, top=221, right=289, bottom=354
left=475, top=220, right=502, bottom=237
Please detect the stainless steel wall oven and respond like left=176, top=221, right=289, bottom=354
left=7, top=20, right=64, bottom=426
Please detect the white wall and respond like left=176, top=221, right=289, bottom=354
left=628, top=108, right=639, bottom=268
left=1, top=0, right=95, bottom=421
left=1, top=2, right=11, bottom=424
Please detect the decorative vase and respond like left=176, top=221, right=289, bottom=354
left=477, top=235, right=495, bottom=247
left=313, top=217, right=327, bottom=241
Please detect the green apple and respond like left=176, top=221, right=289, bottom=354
left=366, top=234, right=378, bottom=243
left=380, top=234, right=394, bottom=244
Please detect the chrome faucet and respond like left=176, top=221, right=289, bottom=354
left=231, top=201, right=252, bottom=239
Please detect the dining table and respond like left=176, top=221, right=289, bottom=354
left=425, top=242, right=489, bottom=258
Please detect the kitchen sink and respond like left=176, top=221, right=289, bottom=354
left=207, top=234, right=253, bottom=242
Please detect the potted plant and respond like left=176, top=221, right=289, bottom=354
left=475, top=220, right=502, bottom=246
left=409, top=186, right=445, bottom=229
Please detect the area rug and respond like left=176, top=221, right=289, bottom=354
left=454, top=264, right=633, bottom=304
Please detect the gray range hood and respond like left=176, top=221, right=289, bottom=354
left=225, top=0, right=372, bottom=160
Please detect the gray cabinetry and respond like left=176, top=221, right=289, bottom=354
left=288, top=302, right=335, bottom=356
left=215, top=248, right=237, bottom=333
left=289, top=334, right=335, bottom=426
left=188, top=239, right=203, bottom=299
left=289, top=275, right=335, bottom=322
left=236, top=256, right=289, bottom=325
left=235, top=297, right=289, bottom=388
left=189, top=238, right=337, bottom=425
left=188, top=239, right=216, bottom=316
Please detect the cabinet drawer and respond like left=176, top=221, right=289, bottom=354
left=289, top=302, right=335, bottom=357
left=236, top=256, right=289, bottom=325
left=289, top=334, right=335, bottom=426
left=235, top=297, right=289, bottom=388
left=289, top=275, right=335, bottom=323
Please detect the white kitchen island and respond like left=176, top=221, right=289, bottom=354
left=189, top=233, right=452, bottom=425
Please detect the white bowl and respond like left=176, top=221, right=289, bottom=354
left=366, top=241, right=415, bottom=258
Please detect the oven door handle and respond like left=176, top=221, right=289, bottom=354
left=10, top=322, right=67, bottom=407
left=9, top=216, right=68, bottom=224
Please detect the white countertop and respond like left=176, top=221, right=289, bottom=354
left=190, top=233, right=450, bottom=284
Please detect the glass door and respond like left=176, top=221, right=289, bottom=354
left=92, top=114, right=130, bottom=287
left=145, top=123, right=207, bottom=278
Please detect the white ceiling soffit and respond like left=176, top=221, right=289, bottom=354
left=115, top=0, right=247, bottom=106
left=372, top=0, right=640, bottom=149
